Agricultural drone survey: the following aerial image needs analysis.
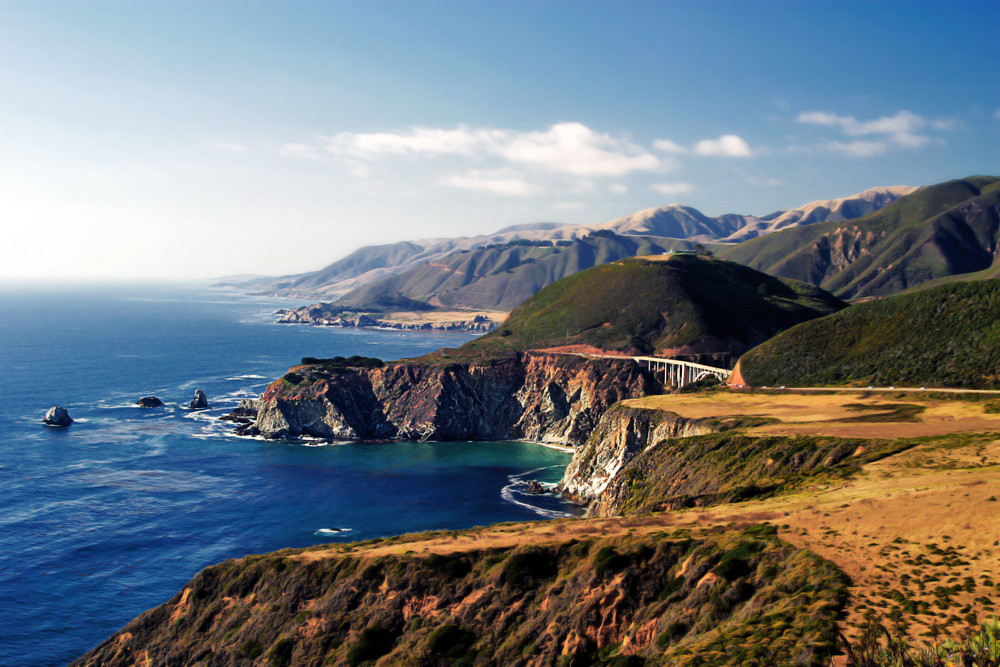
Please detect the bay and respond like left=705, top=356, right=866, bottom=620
left=0, top=284, right=577, bottom=666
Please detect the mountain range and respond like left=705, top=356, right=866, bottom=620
left=232, top=186, right=915, bottom=303
left=721, top=176, right=1000, bottom=299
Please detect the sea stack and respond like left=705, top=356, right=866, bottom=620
left=136, top=396, right=165, bottom=408
left=189, top=389, right=209, bottom=409
left=42, top=406, right=73, bottom=426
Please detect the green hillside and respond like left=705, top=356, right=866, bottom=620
left=721, top=176, right=1000, bottom=299
left=739, top=280, right=1000, bottom=388
left=337, top=232, right=710, bottom=311
left=460, top=254, right=845, bottom=366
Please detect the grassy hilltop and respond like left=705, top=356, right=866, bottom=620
left=738, top=280, right=1000, bottom=389
left=457, top=253, right=844, bottom=366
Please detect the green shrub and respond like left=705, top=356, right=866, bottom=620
left=501, top=548, right=559, bottom=589
left=267, top=638, right=295, bottom=667
left=347, top=626, right=396, bottom=665
left=427, top=623, right=476, bottom=659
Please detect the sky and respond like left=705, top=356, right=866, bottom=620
left=1, top=0, right=999, bottom=281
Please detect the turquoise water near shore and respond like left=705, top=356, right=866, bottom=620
left=0, top=285, right=578, bottom=666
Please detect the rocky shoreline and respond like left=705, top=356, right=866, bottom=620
left=275, top=303, right=499, bottom=333
left=221, top=352, right=657, bottom=446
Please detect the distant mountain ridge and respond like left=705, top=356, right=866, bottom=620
left=720, top=176, right=1000, bottom=299
left=234, top=185, right=913, bottom=300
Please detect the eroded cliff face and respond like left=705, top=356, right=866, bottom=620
left=558, top=405, right=720, bottom=507
left=236, top=353, right=656, bottom=446
left=73, top=525, right=847, bottom=667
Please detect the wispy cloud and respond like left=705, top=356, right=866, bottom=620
left=826, top=140, right=888, bottom=158
left=438, top=171, right=543, bottom=196
left=994, top=109, right=1000, bottom=121
left=797, top=109, right=932, bottom=155
left=651, top=181, right=695, bottom=196
left=302, top=122, right=665, bottom=178
left=653, top=134, right=754, bottom=158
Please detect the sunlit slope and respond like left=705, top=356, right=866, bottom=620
left=739, top=280, right=1000, bottom=388
left=721, top=176, right=1000, bottom=299
left=460, top=254, right=845, bottom=365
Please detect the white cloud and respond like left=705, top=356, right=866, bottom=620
left=438, top=172, right=543, bottom=196
left=295, top=122, right=664, bottom=178
left=608, top=183, right=628, bottom=195
left=552, top=201, right=586, bottom=210
left=797, top=111, right=842, bottom=127
left=324, top=126, right=503, bottom=159
left=493, top=122, right=661, bottom=176
left=652, top=181, right=695, bottom=196
left=826, top=140, right=888, bottom=158
left=693, top=134, right=754, bottom=158
left=931, top=118, right=957, bottom=131
left=652, top=138, right=688, bottom=154
left=798, top=109, right=931, bottom=152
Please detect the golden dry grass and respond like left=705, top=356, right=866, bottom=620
left=381, top=309, right=508, bottom=326
left=625, top=390, right=1000, bottom=439
left=295, top=390, right=1000, bottom=651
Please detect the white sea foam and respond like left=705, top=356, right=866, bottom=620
left=315, top=528, right=352, bottom=536
left=500, top=465, right=575, bottom=519
left=500, top=482, right=575, bottom=519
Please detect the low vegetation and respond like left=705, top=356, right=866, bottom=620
left=841, top=615, right=1000, bottom=666
left=596, top=431, right=914, bottom=516
left=73, top=525, right=848, bottom=667
left=460, top=254, right=844, bottom=364
left=739, top=280, right=1000, bottom=389
left=721, top=176, right=1000, bottom=300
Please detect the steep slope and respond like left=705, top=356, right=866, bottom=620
left=721, top=176, right=1000, bottom=299
left=73, top=524, right=846, bottom=667
left=233, top=352, right=655, bottom=444
left=737, top=280, right=1000, bottom=388
left=719, top=185, right=916, bottom=242
left=235, top=186, right=910, bottom=299
left=337, top=233, right=706, bottom=311
left=461, top=254, right=846, bottom=367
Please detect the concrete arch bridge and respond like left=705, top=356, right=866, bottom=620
left=577, top=353, right=732, bottom=388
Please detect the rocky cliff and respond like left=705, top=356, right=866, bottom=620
left=558, top=405, right=721, bottom=505
left=232, top=352, right=656, bottom=446
left=73, top=524, right=847, bottom=667
left=559, top=401, right=912, bottom=518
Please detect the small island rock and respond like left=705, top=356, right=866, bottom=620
left=137, top=396, right=165, bottom=408
left=525, top=480, right=547, bottom=495
left=189, top=389, right=209, bottom=410
left=43, top=406, right=73, bottom=426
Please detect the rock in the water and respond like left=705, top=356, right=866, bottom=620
left=525, top=480, right=547, bottom=495
left=219, top=398, right=258, bottom=424
left=137, top=396, right=165, bottom=408
left=43, top=406, right=73, bottom=426
left=189, top=389, right=209, bottom=409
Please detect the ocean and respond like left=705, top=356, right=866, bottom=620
left=0, top=285, right=578, bottom=666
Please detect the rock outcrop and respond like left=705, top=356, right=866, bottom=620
left=189, top=389, right=209, bottom=409
left=276, top=304, right=498, bottom=333
left=136, top=396, right=164, bottom=408
left=42, top=406, right=73, bottom=426
left=218, top=398, right=258, bottom=425
left=228, top=352, right=656, bottom=445
left=558, top=405, right=722, bottom=507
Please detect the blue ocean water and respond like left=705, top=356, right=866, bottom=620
left=0, top=285, right=578, bottom=666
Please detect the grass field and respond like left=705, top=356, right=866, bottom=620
left=295, top=389, right=1000, bottom=660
